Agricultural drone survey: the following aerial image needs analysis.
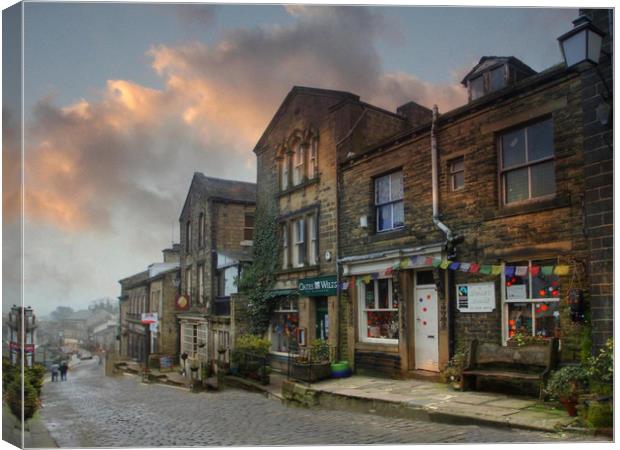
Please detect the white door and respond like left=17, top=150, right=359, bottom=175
left=414, top=285, right=439, bottom=371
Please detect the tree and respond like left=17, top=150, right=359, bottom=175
left=50, top=306, right=74, bottom=321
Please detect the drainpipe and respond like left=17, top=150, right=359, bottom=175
left=430, top=104, right=457, bottom=358
left=431, top=105, right=453, bottom=244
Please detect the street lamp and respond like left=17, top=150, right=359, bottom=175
left=558, top=15, right=605, bottom=68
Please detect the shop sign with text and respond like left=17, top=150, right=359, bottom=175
left=298, top=276, right=338, bottom=297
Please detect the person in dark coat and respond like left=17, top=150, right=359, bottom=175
left=60, top=361, right=68, bottom=381
left=51, top=363, right=59, bottom=382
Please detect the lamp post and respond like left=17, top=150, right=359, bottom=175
left=558, top=15, right=605, bottom=68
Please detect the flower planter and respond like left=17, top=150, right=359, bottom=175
left=291, top=361, right=331, bottom=383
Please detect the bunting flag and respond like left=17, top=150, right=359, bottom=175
left=479, top=265, right=492, bottom=274
left=491, top=265, right=503, bottom=275
left=385, top=267, right=393, bottom=276
left=504, top=266, right=516, bottom=277
left=432, top=257, right=442, bottom=268
left=469, top=263, right=480, bottom=273
left=392, top=261, right=401, bottom=270
left=425, top=256, right=435, bottom=266
left=530, top=266, right=541, bottom=277
left=515, top=266, right=528, bottom=277
left=440, top=260, right=450, bottom=269
left=554, top=265, right=570, bottom=276
left=459, top=262, right=471, bottom=272
left=541, top=266, right=554, bottom=276
left=362, top=275, right=372, bottom=284
left=449, top=262, right=460, bottom=271
left=371, top=272, right=379, bottom=280
left=400, top=258, right=410, bottom=268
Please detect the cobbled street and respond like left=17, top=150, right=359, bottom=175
left=39, top=359, right=597, bottom=447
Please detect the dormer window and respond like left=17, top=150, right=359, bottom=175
left=462, top=57, right=536, bottom=102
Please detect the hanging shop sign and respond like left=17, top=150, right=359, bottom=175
left=175, top=294, right=190, bottom=311
left=456, top=283, right=496, bottom=313
left=298, top=276, right=338, bottom=297
left=141, top=312, right=158, bottom=325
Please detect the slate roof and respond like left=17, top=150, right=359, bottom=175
left=193, top=173, right=256, bottom=203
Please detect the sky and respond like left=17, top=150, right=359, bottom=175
left=3, top=2, right=579, bottom=315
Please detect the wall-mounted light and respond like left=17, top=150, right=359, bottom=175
left=558, top=15, right=605, bottom=68
left=359, top=215, right=368, bottom=228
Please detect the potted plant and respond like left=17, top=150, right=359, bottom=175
left=506, top=332, right=549, bottom=348
left=441, top=346, right=469, bottom=390
left=291, top=339, right=332, bottom=382
left=546, top=365, right=588, bottom=416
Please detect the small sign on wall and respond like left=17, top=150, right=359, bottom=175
left=456, top=282, right=496, bottom=313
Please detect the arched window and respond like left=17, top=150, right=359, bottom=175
left=280, top=153, right=289, bottom=191
left=292, top=140, right=304, bottom=185
left=198, top=213, right=205, bottom=247
left=308, top=138, right=318, bottom=179
left=185, top=220, right=192, bottom=250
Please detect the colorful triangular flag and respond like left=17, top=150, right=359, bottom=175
left=432, top=257, right=442, bottom=268
left=449, top=262, right=460, bottom=271
left=439, top=260, right=450, bottom=269
left=504, top=266, right=516, bottom=277
left=385, top=267, right=393, bottom=276
left=530, top=266, right=541, bottom=277
left=491, top=265, right=503, bottom=275
left=541, top=266, right=554, bottom=276
left=554, top=265, right=570, bottom=276
left=459, top=262, right=471, bottom=272
left=515, top=266, right=528, bottom=277
left=469, top=263, right=480, bottom=273
left=400, top=258, right=409, bottom=268
left=479, top=265, right=492, bottom=275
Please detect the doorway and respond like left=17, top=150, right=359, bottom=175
left=315, top=297, right=329, bottom=341
left=414, top=274, right=439, bottom=372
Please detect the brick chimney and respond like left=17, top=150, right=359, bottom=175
left=396, top=101, right=432, bottom=128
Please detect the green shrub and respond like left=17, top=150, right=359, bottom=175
left=309, top=339, right=330, bottom=363
left=27, top=364, right=46, bottom=396
left=585, top=338, right=613, bottom=395
left=231, top=334, right=271, bottom=377
left=546, top=365, right=588, bottom=401
left=440, top=345, right=469, bottom=384
left=583, top=401, right=613, bottom=429
left=6, top=375, right=40, bottom=420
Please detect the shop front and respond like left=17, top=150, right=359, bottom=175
left=267, top=276, right=339, bottom=371
left=341, top=245, right=448, bottom=378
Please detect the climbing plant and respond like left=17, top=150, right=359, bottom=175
left=237, top=203, right=278, bottom=335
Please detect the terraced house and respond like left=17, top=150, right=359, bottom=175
left=177, top=174, right=256, bottom=379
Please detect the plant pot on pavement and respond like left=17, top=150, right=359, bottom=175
left=560, top=398, right=578, bottom=417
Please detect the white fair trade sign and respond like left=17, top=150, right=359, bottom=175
left=456, top=282, right=496, bottom=313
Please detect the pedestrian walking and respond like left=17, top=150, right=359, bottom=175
left=51, top=362, right=59, bottom=382
left=60, top=361, right=68, bottom=381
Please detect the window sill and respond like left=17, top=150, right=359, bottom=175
left=485, top=194, right=570, bottom=221
left=276, top=177, right=320, bottom=198
left=369, top=227, right=409, bottom=243
left=276, top=265, right=320, bottom=276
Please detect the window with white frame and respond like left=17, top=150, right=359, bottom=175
left=293, top=142, right=305, bottom=185
left=185, top=267, right=192, bottom=296
left=375, top=171, right=404, bottom=232
left=197, top=264, right=204, bottom=303
left=500, top=118, right=555, bottom=205
left=292, top=218, right=305, bottom=267
left=503, top=259, right=561, bottom=341
left=308, top=214, right=318, bottom=265
left=280, top=154, right=290, bottom=191
left=270, top=296, right=299, bottom=353
left=281, top=223, right=289, bottom=269
left=449, top=157, right=465, bottom=191
left=359, top=278, right=399, bottom=343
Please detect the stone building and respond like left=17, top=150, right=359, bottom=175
left=178, top=173, right=256, bottom=378
left=6, top=306, right=37, bottom=367
left=253, top=86, right=411, bottom=368
left=336, top=9, right=613, bottom=378
left=118, top=245, right=180, bottom=364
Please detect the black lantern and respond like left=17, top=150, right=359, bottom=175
left=558, top=15, right=605, bottom=68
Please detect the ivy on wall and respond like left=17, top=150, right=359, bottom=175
left=238, top=204, right=278, bottom=335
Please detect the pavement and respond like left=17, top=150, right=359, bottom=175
left=35, top=358, right=608, bottom=447
left=286, top=374, right=580, bottom=433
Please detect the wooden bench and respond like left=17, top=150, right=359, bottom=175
left=461, top=338, right=559, bottom=399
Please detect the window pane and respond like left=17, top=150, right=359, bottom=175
left=270, top=312, right=299, bottom=353
left=501, top=129, right=526, bottom=168
left=377, top=204, right=392, bottom=231
left=364, top=281, right=376, bottom=309
left=489, top=66, right=505, bottom=91
left=390, top=172, right=403, bottom=200
left=532, top=267, right=560, bottom=300
left=505, top=167, right=529, bottom=203
left=452, top=171, right=465, bottom=190
left=392, top=201, right=404, bottom=228
left=530, top=161, right=555, bottom=198
left=534, top=302, right=561, bottom=338
left=506, top=261, right=529, bottom=299
left=378, top=279, right=389, bottom=309
left=527, top=119, right=554, bottom=161
left=470, top=76, right=484, bottom=100
left=507, top=303, right=533, bottom=337
left=450, top=157, right=464, bottom=173
left=375, top=175, right=390, bottom=204
left=366, top=311, right=399, bottom=339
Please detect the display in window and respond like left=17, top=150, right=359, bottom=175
left=366, top=311, right=399, bottom=340
left=270, top=312, right=299, bottom=353
left=534, top=302, right=561, bottom=338
left=508, top=303, right=533, bottom=337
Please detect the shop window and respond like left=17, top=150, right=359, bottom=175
left=359, top=278, right=399, bottom=343
left=449, top=157, right=465, bottom=191
left=270, top=297, right=299, bottom=353
left=375, top=171, right=404, bottom=232
left=503, top=259, right=561, bottom=341
left=500, top=119, right=555, bottom=205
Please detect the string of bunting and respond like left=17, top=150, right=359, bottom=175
left=352, top=255, right=570, bottom=287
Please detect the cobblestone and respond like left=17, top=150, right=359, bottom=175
left=39, top=360, right=601, bottom=447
